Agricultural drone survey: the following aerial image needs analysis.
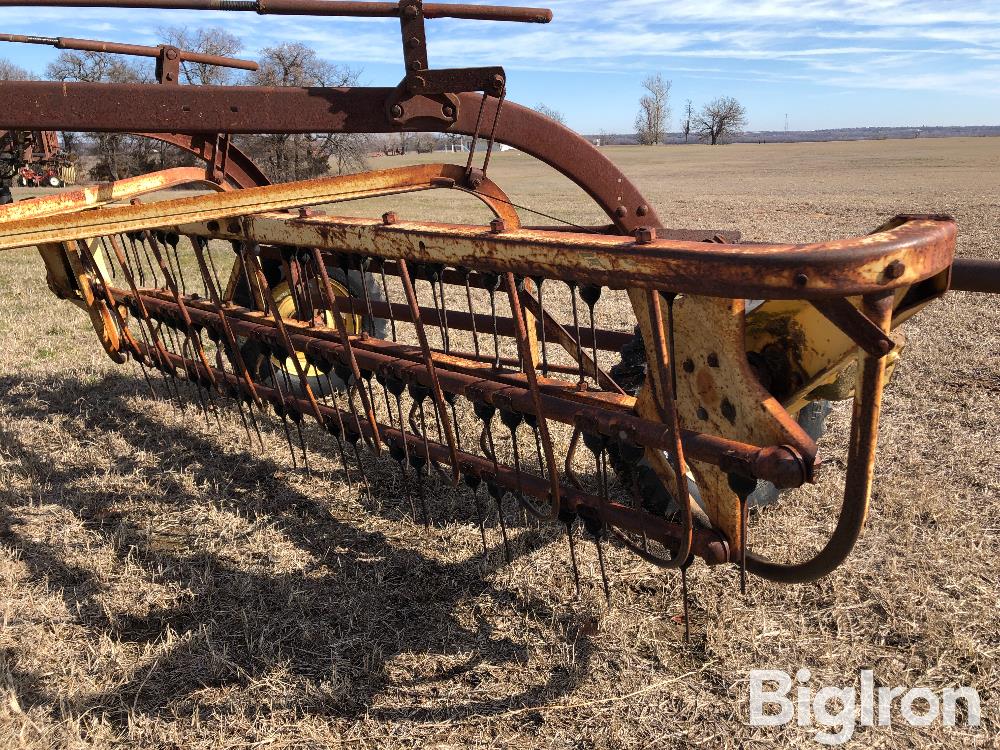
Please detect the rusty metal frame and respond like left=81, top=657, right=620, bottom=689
left=0, top=0, right=988, bottom=592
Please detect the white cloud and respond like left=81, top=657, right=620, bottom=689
left=0, top=1, right=997, bottom=95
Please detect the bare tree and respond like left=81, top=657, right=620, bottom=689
left=46, top=50, right=163, bottom=179
left=694, top=96, right=747, bottom=145
left=634, top=74, right=671, bottom=145
left=158, top=26, right=243, bottom=85
left=238, top=43, right=369, bottom=181
left=534, top=103, right=566, bottom=125
left=682, top=99, right=694, bottom=143
left=0, top=58, right=34, bottom=80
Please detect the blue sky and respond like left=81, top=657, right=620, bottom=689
left=1, top=0, right=998, bottom=132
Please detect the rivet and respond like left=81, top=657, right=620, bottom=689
left=794, top=272, right=809, bottom=287
left=390, top=104, right=404, bottom=118
left=707, top=353, right=720, bottom=368
left=682, top=359, right=695, bottom=373
left=615, top=205, right=628, bottom=218
left=227, top=222, right=240, bottom=233
left=636, top=204, right=649, bottom=217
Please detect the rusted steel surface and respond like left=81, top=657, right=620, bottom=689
left=0, top=167, right=220, bottom=223
left=0, top=32, right=259, bottom=69
left=0, top=183, right=957, bottom=299
left=0, top=0, right=552, bottom=22
left=0, top=0, right=986, bottom=611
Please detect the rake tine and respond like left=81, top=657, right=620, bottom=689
left=559, top=508, right=581, bottom=597
left=266, top=355, right=299, bottom=469
left=533, top=276, right=549, bottom=376
left=487, top=480, right=512, bottom=563
left=728, top=473, right=757, bottom=596
left=378, top=259, right=398, bottom=341
left=464, top=269, right=481, bottom=358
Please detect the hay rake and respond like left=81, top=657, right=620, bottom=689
left=0, top=0, right=996, bottom=633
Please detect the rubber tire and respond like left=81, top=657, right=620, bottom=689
left=46, top=176, right=62, bottom=188
left=238, top=262, right=388, bottom=396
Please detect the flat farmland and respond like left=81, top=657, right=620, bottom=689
left=0, top=137, right=998, bottom=748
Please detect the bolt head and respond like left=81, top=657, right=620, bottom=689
left=442, top=105, right=455, bottom=118
left=634, top=227, right=655, bottom=244
left=794, top=272, right=809, bottom=287
left=885, top=260, right=906, bottom=279
left=165, top=48, right=178, bottom=60
left=390, top=104, right=404, bottom=118
left=490, top=218, right=506, bottom=234
left=382, top=211, right=398, bottom=225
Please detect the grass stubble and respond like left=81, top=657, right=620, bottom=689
left=0, top=139, right=997, bottom=748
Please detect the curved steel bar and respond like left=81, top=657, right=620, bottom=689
left=746, top=292, right=894, bottom=583
left=0, top=84, right=660, bottom=229
left=181, top=212, right=955, bottom=300
left=136, top=133, right=272, bottom=190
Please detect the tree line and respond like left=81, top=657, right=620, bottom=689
left=635, top=73, right=747, bottom=146
left=0, top=28, right=371, bottom=183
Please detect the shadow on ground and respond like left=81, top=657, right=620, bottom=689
left=0, top=371, right=594, bottom=728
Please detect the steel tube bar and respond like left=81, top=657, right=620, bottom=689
left=134, top=337, right=730, bottom=565
left=124, top=289, right=811, bottom=487
left=950, top=257, right=1000, bottom=294
left=0, top=0, right=553, bottom=22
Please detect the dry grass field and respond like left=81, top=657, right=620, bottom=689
left=0, top=137, right=998, bottom=749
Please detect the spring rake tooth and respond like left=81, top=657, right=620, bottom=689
left=581, top=510, right=612, bottom=604
left=728, top=473, right=758, bottom=596
left=567, top=280, right=586, bottom=386
left=462, top=469, right=489, bottom=559
left=558, top=507, right=581, bottom=597
left=263, top=350, right=299, bottom=469
left=444, top=390, right=462, bottom=451
left=580, top=285, right=603, bottom=388
left=315, top=372, right=354, bottom=490
left=463, top=268, right=481, bottom=359
left=498, top=405, right=527, bottom=524
left=483, top=272, right=502, bottom=368
left=485, top=478, right=512, bottom=562
left=388, top=437, right=417, bottom=520
left=408, top=450, right=432, bottom=529
left=378, top=259, right=398, bottom=341
left=345, top=423, right=372, bottom=500
left=532, top=276, right=549, bottom=376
